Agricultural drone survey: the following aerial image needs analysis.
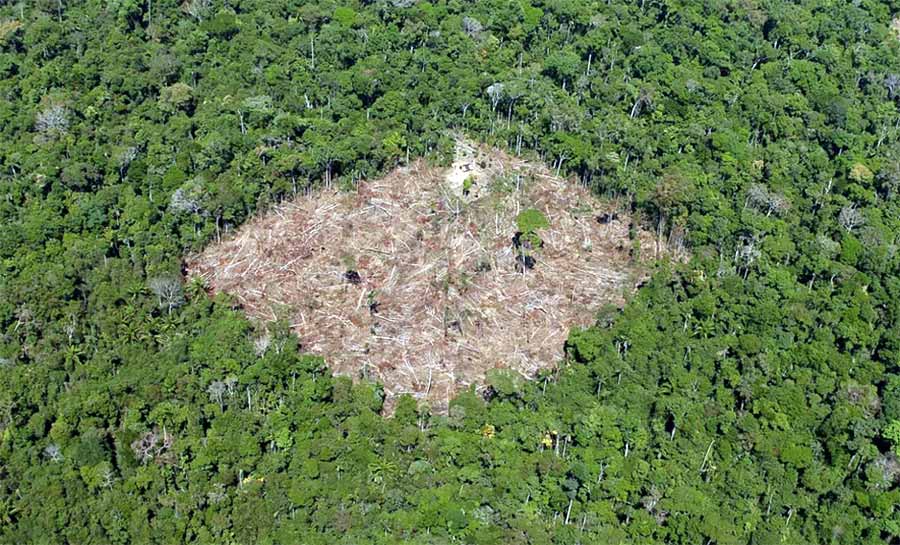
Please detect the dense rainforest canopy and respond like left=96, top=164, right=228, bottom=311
left=3, top=0, right=900, bottom=543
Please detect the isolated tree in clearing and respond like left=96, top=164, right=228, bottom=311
left=513, top=207, right=549, bottom=272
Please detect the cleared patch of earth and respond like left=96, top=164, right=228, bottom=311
left=187, top=141, right=660, bottom=412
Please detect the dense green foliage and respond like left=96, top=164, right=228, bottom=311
left=3, top=0, right=900, bottom=543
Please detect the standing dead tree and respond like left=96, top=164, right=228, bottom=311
left=130, top=429, right=174, bottom=464
left=181, top=0, right=211, bottom=21
left=734, top=235, right=762, bottom=279
left=462, top=16, right=484, bottom=39
left=35, top=105, right=69, bottom=137
left=43, top=443, right=63, bottom=462
left=629, top=89, right=653, bottom=119
left=149, top=276, right=185, bottom=313
left=745, top=183, right=790, bottom=217
left=838, top=205, right=865, bottom=232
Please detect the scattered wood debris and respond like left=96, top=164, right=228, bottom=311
left=187, top=140, right=667, bottom=412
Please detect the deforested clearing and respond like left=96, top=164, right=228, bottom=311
left=187, top=141, right=667, bottom=412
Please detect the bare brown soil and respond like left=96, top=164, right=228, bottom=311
left=186, top=142, right=661, bottom=412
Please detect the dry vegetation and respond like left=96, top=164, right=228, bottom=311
left=187, top=140, right=663, bottom=412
